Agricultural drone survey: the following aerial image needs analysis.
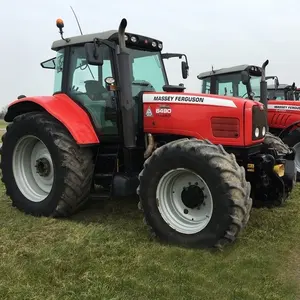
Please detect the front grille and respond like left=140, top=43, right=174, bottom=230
left=252, top=105, right=267, bottom=140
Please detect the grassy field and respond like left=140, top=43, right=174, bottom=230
left=0, top=181, right=300, bottom=300
left=0, top=119, right=6, bottom=139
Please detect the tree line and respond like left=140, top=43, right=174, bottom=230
left=0, top=106, right=7, bottom=119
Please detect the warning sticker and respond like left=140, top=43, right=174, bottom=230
left=145, top=107, right=153, bottom=117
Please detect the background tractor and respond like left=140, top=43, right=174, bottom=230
left=198, top=63, right=300, bottom=179
left=266, top=75, right=298, bottom=100
left=0, top=18, right=296, bottom=249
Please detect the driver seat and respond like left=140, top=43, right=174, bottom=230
left=85, top=80, right=107, bottom=100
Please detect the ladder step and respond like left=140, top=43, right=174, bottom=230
left=98, top=153, right=118, bottom=158
left=90, top=192, right=110, bottom=200
left=94, top=173, right=114, bottom=179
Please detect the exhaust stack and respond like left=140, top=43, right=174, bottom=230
left=117, top=18, right=136, bottom=148
left=260, top=59, right=269, bottom=108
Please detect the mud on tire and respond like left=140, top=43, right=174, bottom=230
left=137, top=138, right=252, bottom=249
left=0, top=112, right=94, bottom=217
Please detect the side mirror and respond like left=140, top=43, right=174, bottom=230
left=181, top=61, right=189, bottom=79
left=84, top=42, right=103, bottom=66
left=241, top=70, right=250, bottom=85
left=40, top=57, right=56, bottom=69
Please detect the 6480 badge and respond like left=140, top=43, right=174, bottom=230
left=156, top=105, right=172, bottom=117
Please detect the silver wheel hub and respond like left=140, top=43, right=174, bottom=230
left=156, top=168, right=213, bottom=235
left=293, top=142, right=300, bottom=173
left=12, top=135, right=54, bottom=202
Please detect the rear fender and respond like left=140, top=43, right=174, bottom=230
left=5, top=93, right=99, bottom=145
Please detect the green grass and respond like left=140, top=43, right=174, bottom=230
left=0, top=119, right=7, bottom=129
left=0, top=119, right=7, bottom=139
left=1, top=183, right=300, bottom=300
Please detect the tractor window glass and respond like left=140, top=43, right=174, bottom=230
left=250, top=76, right=261, bottom=99
left=214, top=73, right=260, bottom=99
left=201, top=79, right=211, bottom=93
left=130, top=50, right=167, bottom=93
left=53, top=49, right=64, bottom=94
left=215, top=75, right=235, bottom=97
left=68, top=45, right=118, bottom=136
left=268, top=89, right=285, bottom=100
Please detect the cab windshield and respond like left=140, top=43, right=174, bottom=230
left=204, top=72, right=261, bottom=99
left=69, top=47, right=168, bottom=95
left=267, top=89, right=285, bottom=100
left=129, top=49, right=168, bottom=95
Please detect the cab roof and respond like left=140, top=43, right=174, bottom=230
left=197, top=64, right=262, bottom=79
left=52, top=30, right=118, bottom=50
left=51, top=30, right=162, bottom=51
left=268, top=84, right=292, bottom=90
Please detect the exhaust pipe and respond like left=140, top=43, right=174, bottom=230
left=117, top=18, right=136, bottom=148
left=260, top=59, right=269, bottom=108
left=260, top=59, right=269, bottom=131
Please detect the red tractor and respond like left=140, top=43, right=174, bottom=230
left=198, top=63, right=300, bottom=180
left=0, top=18, right=296, bottom=249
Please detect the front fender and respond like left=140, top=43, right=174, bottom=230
left=5, top=93, right=99, bottom=145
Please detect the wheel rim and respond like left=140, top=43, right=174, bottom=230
left=156, top=168, right=213, bottom=235
left=293, top=142, right=300, bottom=173
left=12, top=135, right=54, bottom=202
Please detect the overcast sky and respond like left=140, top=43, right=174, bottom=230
left=0, top=0, right=298, bottom=108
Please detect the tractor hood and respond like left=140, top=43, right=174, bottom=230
left=142, top=91, right=265, bottom=147
left=142, top=92, right=260, bottom=110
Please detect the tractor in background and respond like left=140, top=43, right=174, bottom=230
left=266, top=75, right=298, bottom=100
left=0, top=18, right=296, bottom=249
left=198, top=63, right=300, bottom=179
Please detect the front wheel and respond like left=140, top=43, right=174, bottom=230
left=0, top=112, right=94, bottom=217
left=137, top=138, right=252, bottom=249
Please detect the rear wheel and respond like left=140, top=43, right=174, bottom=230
left=261, top=132, right=296, bottom=206
left=0, top=112, right=94, bottom=217
left=137, top=138, right=252, bottom=249
left=281, top=128, right=300, bottom=180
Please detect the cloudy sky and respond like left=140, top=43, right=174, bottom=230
left=0, top=0, right=298, bottom=108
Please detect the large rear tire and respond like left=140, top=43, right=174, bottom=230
left=0, top=112, right=94, bottom=217
left=137, top=138, right=252, bottom=249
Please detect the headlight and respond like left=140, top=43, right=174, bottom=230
left=262, top=126, right=266, bottom=136
left=255, top=127, right=260, bottom=137
left=131, top=36, right=137, bottom=42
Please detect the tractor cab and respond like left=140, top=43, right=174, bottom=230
left=41, top=19, right=189, bottom=140
left=198, top=65, right=263, bottom=101
left=266, top=76, right=298, bottom=100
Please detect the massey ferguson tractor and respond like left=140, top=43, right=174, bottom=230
left=0, top=18, right=296, bottom=250
left=198, top=64, right=300, bottom=180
